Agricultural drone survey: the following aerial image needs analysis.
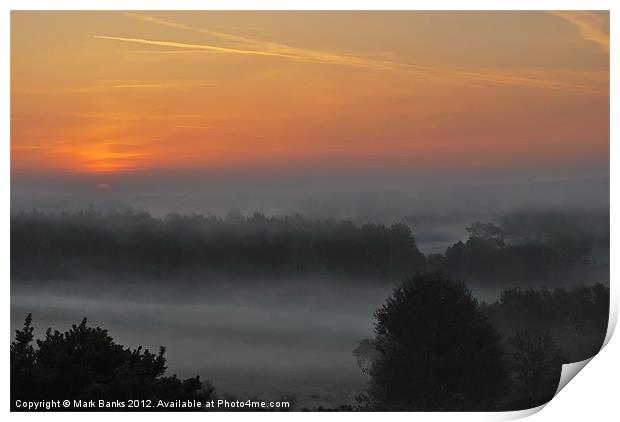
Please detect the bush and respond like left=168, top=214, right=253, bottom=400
left=11, top=314, right=214, bottom=410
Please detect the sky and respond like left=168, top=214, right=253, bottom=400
left=10, top=11, right=610, bottom=216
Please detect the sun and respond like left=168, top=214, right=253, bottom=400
left=75, top=143, right=145, bottom=174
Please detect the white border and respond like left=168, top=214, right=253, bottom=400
left=2, top=1, right=617, bottom=420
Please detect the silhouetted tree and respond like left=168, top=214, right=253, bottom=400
left=507, top=329, right=564, bottom=407
left=360, top=272, right=506, bottom=411
left=10, top=315, right=214, bottom=410
left=502, top=210, right=609, bottom=258
left=466, top=222, right=505, bottom=248
left=11, top=313, right=36, bottom=399
left=482, top=284, right=609, bottom=362
left=436, top=228, right=603, bottom=288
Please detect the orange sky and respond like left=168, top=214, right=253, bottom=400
left=11, top=11, right=609, bottom=175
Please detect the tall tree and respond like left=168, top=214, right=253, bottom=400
left=361, top=272, right=506, bottom=410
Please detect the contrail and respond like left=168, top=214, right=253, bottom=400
left=94, top=35, right=296, bottom=59
left=94, top=13, right=608, bottom=93
left=547, top=11, right=609, bottom=52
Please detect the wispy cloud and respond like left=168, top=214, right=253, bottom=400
left=119, top=49, right=217, bottom=54
left=93, top=35, right=295, bottom=59
left=122, top=12, right=390, bottom=67
left=93, top=13, right=607, bottom=94
left=112, top=81, right=215, bottom=89
left=547, top=11, right=609, bottom=52
left=123, top=13, right=287, bottom=49
left=119, top=13, right=465, bottom=73
left=66, top=111, right=221, bottom=121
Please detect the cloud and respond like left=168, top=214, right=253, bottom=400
left=119, top=49, right=218, bottom=54
left=547, top=11, right=609, bottom=52
left=121, top=12, right=391, bottom=68
left=93, top=35, right=295, bottom=59
left=112, top=81, right=216, bottom=89
left=94, top=13, right=607, bottom=94
left=66, top=111, right=220, bottom=121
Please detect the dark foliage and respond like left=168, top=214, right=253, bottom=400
left=12, top=209, right=608, bottom=289
left=506, top=329, right=565, bottom=407
left=482, top=284, right=609, bottom=362
left=502, top=211, right=609, bottom=257
left=356, top=280, right=609, bottom=411
left=429, top=220, right=608, bottom=287
left=360, top=273, right=507, bottom=411
left=11, top=209, right=427, bottom=282
left=11, top=314, right=214, bottom=410
left=482, top=284, right=609, bottom=408
left=485, top=284, right=609, bottom=408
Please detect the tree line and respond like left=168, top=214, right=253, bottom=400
left=427, top=220, right=608, bottom=287
left=11, top=209, right=607, bottom=287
